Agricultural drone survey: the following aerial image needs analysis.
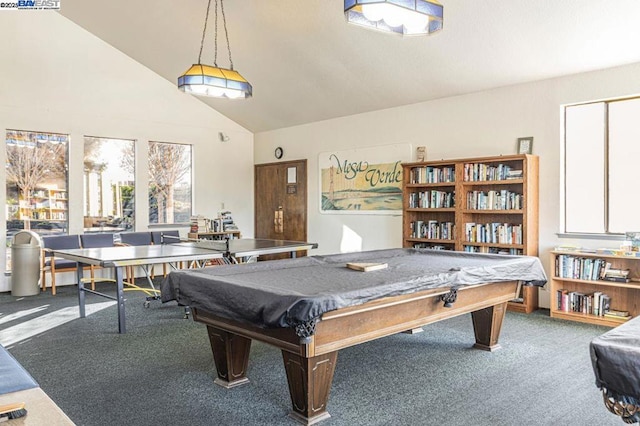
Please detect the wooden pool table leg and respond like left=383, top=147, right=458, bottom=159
left=282, top=350, right=338, bottom=425
left=471, top=302, right=507, bottom=352
left=206, top=326, right=251, bottom=388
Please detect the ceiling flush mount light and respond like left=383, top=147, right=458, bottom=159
left=344, top=0, right=443, bottom=36
left=178, top=0, right=252, bottom=99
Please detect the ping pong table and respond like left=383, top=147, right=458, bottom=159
left=52, top=238, right=318, bottom=333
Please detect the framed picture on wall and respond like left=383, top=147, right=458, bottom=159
left=318, top=144, right=412, bottom=214
left=517, top=137, right=534, bottom=154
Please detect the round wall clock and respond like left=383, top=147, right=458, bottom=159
left=275, top=147, right=284, bottom=159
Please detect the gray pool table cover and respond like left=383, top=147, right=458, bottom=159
left=591, top=316, right=640, bottom=412
left=161, top=248, right=547, bottom=329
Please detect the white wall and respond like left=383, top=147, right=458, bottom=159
left=0, top=12, right=254, bottom=292
left=255, top=61, right=640, bottom=308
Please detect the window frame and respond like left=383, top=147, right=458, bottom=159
left=82, top=135, right=136, bottom=232
left=561, top=95, right=640, bottom=239
left=5, top=129, right=70, bottom=271
left=147, top=140, right=193, bottom=226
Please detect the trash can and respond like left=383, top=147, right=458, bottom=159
left=11, top=230, right=42, bottom=297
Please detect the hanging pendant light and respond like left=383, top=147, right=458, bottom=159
left=178, top=0, right=252, bottom=99
left=344, top=0, right=443, bottom=36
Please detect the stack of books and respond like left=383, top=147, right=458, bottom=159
left=602, top=267, right=630, bottom=283
left=220, top=211, right=239, bottom=232
left=603, top=309, right=631, bottom=321
left=505, top=169, right=523, bottom=180
left=190, top=215, right=207, bottom=233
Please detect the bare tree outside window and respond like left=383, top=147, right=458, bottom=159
left=6, top=130, right=68, bottom=231
left=148, top=141, right=192, bottom=224
left=5, top=130, right=69, bottom=271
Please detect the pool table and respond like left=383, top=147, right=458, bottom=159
left=591, top=315, right=640, bottom=423
left=162, top=248, right=546, bottom=425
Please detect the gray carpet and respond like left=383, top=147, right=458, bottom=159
left=0, top=283, right=624, bottom=426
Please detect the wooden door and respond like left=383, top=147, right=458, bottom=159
left=255, top=160, right=308, bottom=259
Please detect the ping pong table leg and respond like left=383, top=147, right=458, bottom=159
left=141, top=265, right=161, bottom=308
left=115, top=266, right=126, bottom=334
left=77, top=263, right=85, bottom=319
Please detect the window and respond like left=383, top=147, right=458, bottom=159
left=5, top=129, right=69, bottom=270
left=564, top=97, right=640, bottom=235
left=148, top=141, right=192, bottom=224
left=83, top=136, right=135, bottom=232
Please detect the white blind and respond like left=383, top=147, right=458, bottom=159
left=609, top=98, right=640, bottom=233
left=564, top=103, right=605, bottom=233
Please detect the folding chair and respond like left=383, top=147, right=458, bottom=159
left=118, top=232, right=159, bottom=306
left=79, top=233, right=115, bottom=290
left=41, top=235, right=82, bottom=295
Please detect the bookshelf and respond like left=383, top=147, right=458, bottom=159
left=549, top=250, right=640, bottom=326
left=402, top=154, right=539, bottom=313
left=15, top=187, right=68, bottom=222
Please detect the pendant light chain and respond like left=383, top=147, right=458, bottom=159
left=219, top=0, right=234, bottom=70
left=213, top=0, right=219, bottom=67
left=197, top=0, right=213, bottom=65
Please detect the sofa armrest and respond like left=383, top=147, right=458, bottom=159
left=0, top=344, right=38, bottom=395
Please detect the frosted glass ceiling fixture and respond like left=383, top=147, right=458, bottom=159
left=344, top=0, right=443, bottom=36
left=178, top=0, right=252, bottom=99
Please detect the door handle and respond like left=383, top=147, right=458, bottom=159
left=274, top=206, right=283, bottom=234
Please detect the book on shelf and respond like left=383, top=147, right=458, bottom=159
left=553, top=245, right=583, bottom=252
left=602, top=276, right=631, bottom=283
left=602, top=314, right=631, bottom=321
left=346, top=262, right=388, bottom=272
left=593, top=291, right=602, bottom=316
left=601, top=295, right=611, bottom=315
left=604, top=268, right=630, bottom=277
left=505, top=169, right=523, bottom=180
left=603, top=309, right=630, bottom=318
left=603, top=267, right=630, bottom=282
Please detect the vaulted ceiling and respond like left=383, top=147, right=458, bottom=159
left=59, top=0, right=640, bottom=133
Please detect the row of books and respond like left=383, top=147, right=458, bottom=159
left=410, top=166, right=455, bottom=184
left=554, top=246, right=640, bottom=258
left=464, top=222, right=523, bottom=245
left=554, top=254, right=631, bottom=282
left=555, top=289, right=630, bottom=320
left=466, top=190, right=522, bottom=210
left=463, top=245, right=523, bottom=255
left=463, top=163, right=522, bottom=182
left=412, top=243, right=450, bottom=250
left=28, top=189, right=67, bottom=200
left=594, top=248, right=640, bottom=258
left=32, top=211, right=67, bottom=220
left=409, top=220, right=455, bottom=240
left=408, top=190, right=455, bottom=209
left=190, top=212, right=238, bottom=233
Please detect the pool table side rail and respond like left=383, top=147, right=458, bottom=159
left=192, top=280, right=519, bottom=358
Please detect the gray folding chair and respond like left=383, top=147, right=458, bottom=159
left=80, top=233, right=115, bottom=290
left=41, top=235, right=81, bottom=295
left=118, top=232, right=159, bottom=306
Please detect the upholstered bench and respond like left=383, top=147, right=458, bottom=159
left=0, top=344, right=74, bottom=424
left=590, top=315, right=640, bottom=423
